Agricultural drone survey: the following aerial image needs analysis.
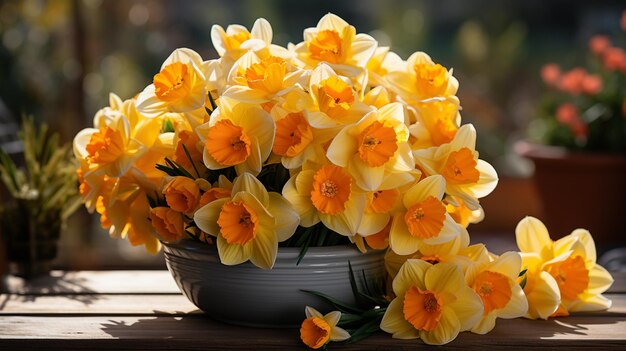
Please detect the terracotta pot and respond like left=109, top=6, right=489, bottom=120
left=162, top=239, right=385, bottom=328
left=516, top=142, right=626, bottom=252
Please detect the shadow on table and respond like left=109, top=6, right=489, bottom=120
left=100, top=311, right=301, bottom=347
left=0, top=271, right=99, bottom=309
left=456, top=313, right=626, bottom=346
left=99, top=310, right=624, bottom=348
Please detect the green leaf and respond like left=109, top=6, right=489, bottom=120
left=519, top=275, right=527, bottom=289
left=162, top=118, right=175, bottom=133
left=181, top=144, right=201, bottom=178
left=208, top=91, right=218, bottom=111
left=300, top=289, right=365, bottom=315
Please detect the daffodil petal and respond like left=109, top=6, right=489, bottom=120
left=448, top=287, right=483, bottom=331
left=232, top=172, right=270, bottom=207
left=193, top=198, right=229, bottom=235
left=424, top=263, right=464, bottom=294
left=349, top=157, right=384, bottom=192
left=389, top=215, right=421, bottom=256
left=489, top=251, right=523, bottom=279
left=380, top=299, right=420, bottom=339
left=525, top=271, right=560, bottom=320
left=324, top=311, right=341, bottom=326
left=392, top=259, right=429, bottom=297
left=586, top=264, right=614, bottom=295
left=305, top=306, right=323, bottom=319
left=515, top=216, right=552, bottom=258
left=217, top=235, right=250, bottom=266
left=326, top=125, right=358, bottom=167
left=267, top=193, right=299, bottom=242
left=248, top=226, right=278, bottom=269
left=358, top=212, right=389, bottom=236
left=403, top=175, right=445, bottom=208
left=420, top=308, right=461, bottom=345
left=329, top=326, right=351, bottom=342
left=568, top=294, right=612, bottom=312
left=471, top=313, right=497, bottom=335
left=498, top=283, right=528, bottom=319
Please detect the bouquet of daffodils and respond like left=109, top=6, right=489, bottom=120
left=73, top=14, right=613, bottom=347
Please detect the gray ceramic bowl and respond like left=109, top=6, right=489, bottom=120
left=162, top=239, right=386, bottom=328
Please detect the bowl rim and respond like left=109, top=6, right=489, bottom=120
left=161, top=238, right=382, bottom=260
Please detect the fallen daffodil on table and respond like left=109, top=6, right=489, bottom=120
left=68, top=12, right=615, bottom=349
left=516, top=216, right=613, bottom=319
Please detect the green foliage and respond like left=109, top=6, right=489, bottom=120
left=303, top=263, right=389, bottom=345
left=0, top=117, right=81, bottom=262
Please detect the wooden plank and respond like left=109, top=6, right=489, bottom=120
left=0, top=315, right=625, bottom=350
left=2, top=270, right=180, bottom=295
left=0, top=293, right=624, bottom=316
left=0, top=294, right=198, bottom=315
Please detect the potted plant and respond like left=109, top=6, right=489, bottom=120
left=518, top=14, right=626, bottom=251
left=0, top=117, right=82, bottom=278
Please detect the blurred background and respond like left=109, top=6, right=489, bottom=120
left=0, top=0, right=623, bottom=269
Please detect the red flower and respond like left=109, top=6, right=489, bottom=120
left=541, top=64, right=561, bottom=87
left=589, top=35, right=611, bottom=56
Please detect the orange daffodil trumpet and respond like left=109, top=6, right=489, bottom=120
left=515, top=217, right=613, bottom=319
left=72, top=14, right=615, bottom=348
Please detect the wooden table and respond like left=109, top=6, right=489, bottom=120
left=1, top=270, right=625, bottom=350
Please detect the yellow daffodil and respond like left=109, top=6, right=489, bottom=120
left=149, top=206, right=185, bottom=242
left=389, top=175, right=465, bottom=256
left=135, top=48, right=209, bottom=118
left=445, top=195, right=484, bottom=228
left=362, top=86, right=392, bottom=109
left=307, top=63, right=373, bottom=129
left=358, top=187, right=402, bottom=236
left=193, top=173, right=299, bottom=269
left=380, top=260, right=483, bottom=345
left=465, top=252, right=529, bottom=334
left=300, top=306, right=350, bottom=349
left=196, top=97, right=275, bottom=175
left=327, top=102, right=415, bottom=191
left=282, top=163, right=366, bottom=237
left=413, top=124, right=498, bottom=211
left=293, top=13, right=377, bottom=72
left=211, top=18, right=287, bottom=61
left=409, top=99, right=461, bottom=149
left=96, top=183, right=161, bottom=254
left=163, top=176, right=200, bottom=215
left=516, top=216, right=614, bottom=319
left=73, top=113, right=146, bottom=178
left=223, top=52, right=309, bottom=105
left=387, top=51, right=459, bottom=104
left=366, top=46, right=403, bottom=88
left=270, top=104, right=334, bottom=170
left=385, top=229, right=487, bottom=280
